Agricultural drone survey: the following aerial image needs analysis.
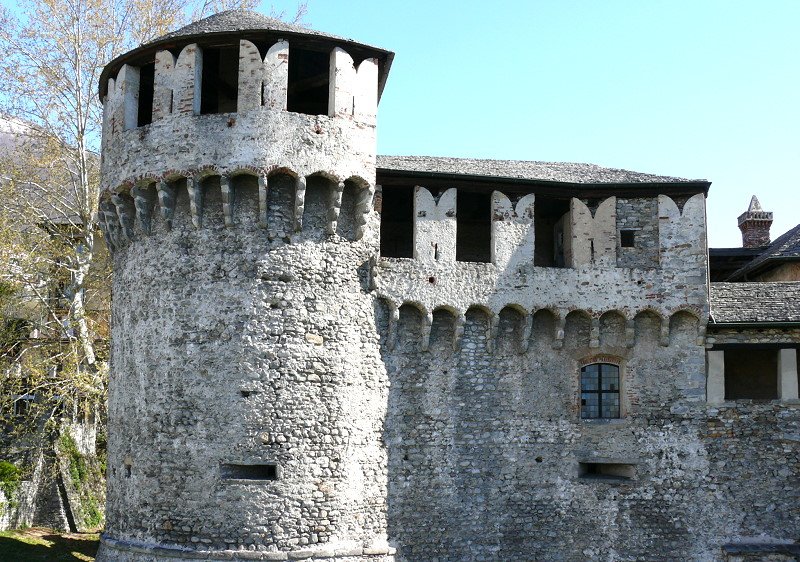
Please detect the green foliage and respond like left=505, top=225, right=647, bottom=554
left=58, top=433, right=105, bottom=531
left=82, top=496, right=103, bottom=529
left=59, top=434, right=87, bottom=489
left=95, top=428, right=107, bottom=475
left=0, top=461, right=20, bottom=504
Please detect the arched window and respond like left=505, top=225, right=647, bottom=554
left=580, top=363, right=620, bottom=419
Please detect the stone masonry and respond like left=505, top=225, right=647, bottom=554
left=95, top=10, right=799, bottom=562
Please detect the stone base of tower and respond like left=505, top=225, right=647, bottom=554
left=97, top=536, right=396, bottom=562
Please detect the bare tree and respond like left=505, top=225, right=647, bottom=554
left=193, top=0, right=308, bottom=23
left=0, top=0, right=195, bottom=434
left=0, top=0, right=308, bottom=441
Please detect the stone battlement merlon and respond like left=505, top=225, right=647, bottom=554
left=378, top=187, right=708, bottom=272
left=99, top=17, right=391, bottom=145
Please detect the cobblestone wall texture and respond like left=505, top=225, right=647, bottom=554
left=96, top=19, right=799, bottom=562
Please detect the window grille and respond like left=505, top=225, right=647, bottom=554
left=581, top=363, right=620, bottom=419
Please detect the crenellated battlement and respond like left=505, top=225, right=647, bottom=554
left=392, top=186, right=707, bottom=272
left=100, top=27, right=386, bottom=151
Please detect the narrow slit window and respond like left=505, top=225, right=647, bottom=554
left=221, top=463, right=278, bottom=481
left=200, top=46, right=239, bottom=114
left=380, top=186, right=414, bottom=258
left=137, top=62, right=155, bottom=126
left=456, top=190, right=491, bottom=263
left=287, top=47, right=329, bottom=116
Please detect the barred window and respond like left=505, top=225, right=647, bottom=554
left=581, top=363, right=620, bottom=419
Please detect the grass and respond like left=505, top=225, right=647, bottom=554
left=0, top=528, right=99, bottom=561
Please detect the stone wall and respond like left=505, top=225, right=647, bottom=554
left=101, top=172, right=392, bottom=561
left=97, top=22, right=800, bottom=562
left=616, top=197, right=659, bottom=268
left=377, top=303, right=800, bottom=560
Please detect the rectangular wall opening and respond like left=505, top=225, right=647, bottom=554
left=380, top=186, right=414, bottom=258
left=620, top=229, right=636, bottom=248
left=200, top=46, right=239, bottom=115
left=456, top=190, right=491, bottom=263
left=221, top=463, right=277, bottom=481
left=287, top=47, right=329, bottom=116
left=578, top=462, right=635, bottom=481
left=137, top=62, right=155, bottom=126
left=534, top=196, right=570, bottom=267
left=724, top=348, right=778, bottom=400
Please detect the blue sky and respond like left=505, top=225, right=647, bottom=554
left=264, top=0, right=800, bottom=248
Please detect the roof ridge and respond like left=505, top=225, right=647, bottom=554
left=154, top=8, right=318, bottom=43
left=376, top=154, right=706, bottom=184
left=726, top=222, right=800, bottom=280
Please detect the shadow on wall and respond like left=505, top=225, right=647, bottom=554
left=0, top=529, right=99, bottom=561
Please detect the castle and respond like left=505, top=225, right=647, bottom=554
left=95, top=10, right=799, bottom=561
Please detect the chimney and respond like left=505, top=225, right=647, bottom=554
left=737, top=195, right=773, bottom=248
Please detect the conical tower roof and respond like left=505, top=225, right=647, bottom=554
left=747, top=194, right=763, bottom=212
left=155, top=9, right=354, bottom=47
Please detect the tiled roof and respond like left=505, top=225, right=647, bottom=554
left=377, top=155, right=707, bottom=185
left=710, top=282, right=800, bottom=324
left=727, top=223, right=800, bottom=280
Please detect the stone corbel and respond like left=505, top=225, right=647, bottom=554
left=520, top=314, right=533, bottom=353
left=660, top=317, right=671, bottom=347
left=453, top=313, right=466, bottom=352
left=553, top=315, right=566, bottom=349
left=220, top=175, right=234, bottom=228
left=487, top=313, right=500, bottom=353
left=131, top=185, right=153, bottom=235
left=590, top=317, right=600, bottom=348
left=258, top=174, right=268, bottom=228
left=294, top=176, right=306, bottom=232
left=186, top=176, right=202, bottom=228
left=111, top=193, right=135, bottom=241
left=327, top=181, right=345, bottom=235
left=98, top=198, right=119, bottom=250
left=625, top=318, right=636, bottom=348
left=156, top=180, right=176, bottom=230
left=354, top=185, right=374, bottom=241
left=386, top=302, right=399, bottom=351
left=420, top=312, right=433, bottom=352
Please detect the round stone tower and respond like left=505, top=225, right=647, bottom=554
left=96, top=10, right=394, bottom=561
